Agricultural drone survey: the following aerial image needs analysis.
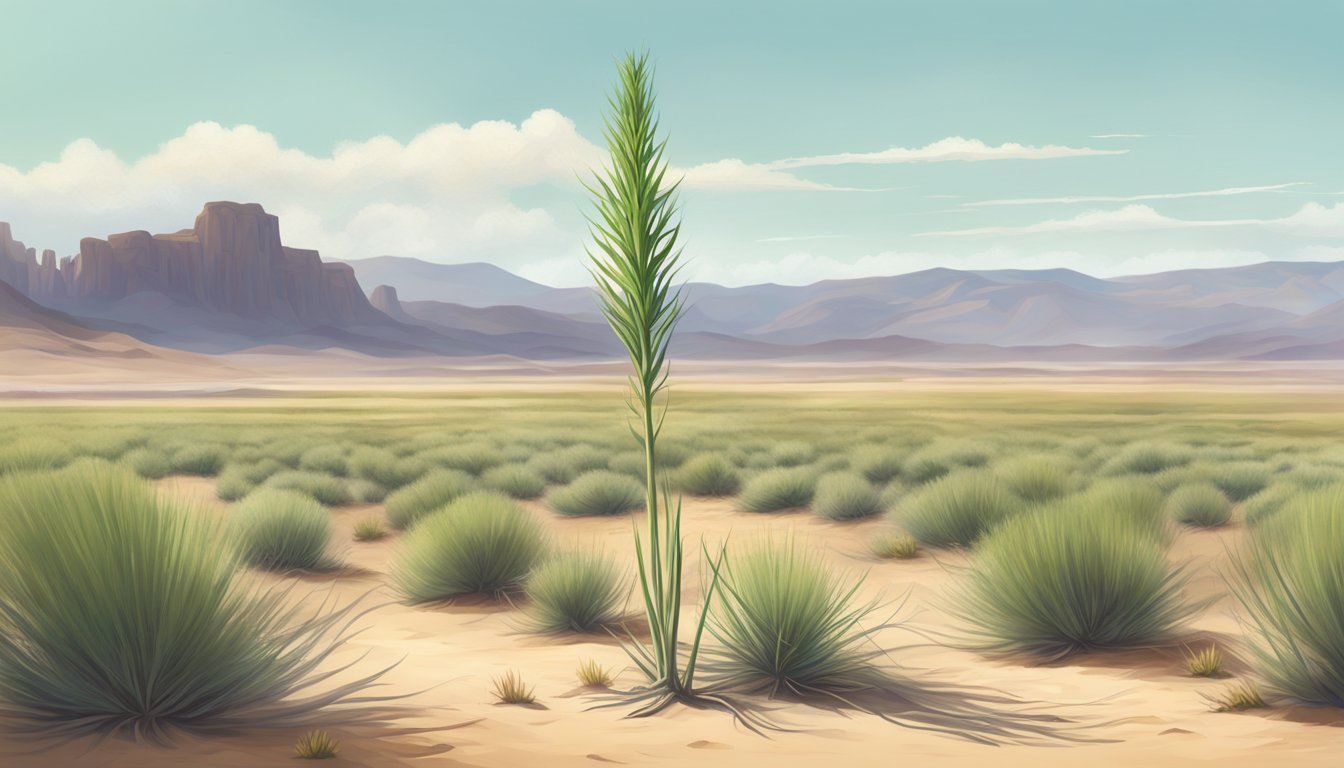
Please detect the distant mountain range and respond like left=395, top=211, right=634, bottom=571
left=3, top=201, right=1343, bottom=363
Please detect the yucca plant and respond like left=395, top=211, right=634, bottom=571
left=584, top=51, right=725, bottom=714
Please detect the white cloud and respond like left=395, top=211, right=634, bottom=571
left=768, top=136, right=1126, bottom=169
left=675, top=159, right=875, bottom=192
left=756, top=234, right=847, bottom=243
left=919, top=202, right=1344, bottom=237
left=966, top=182, right=1306, bottom=207
left=1089, top=133, right=1151, bottom=139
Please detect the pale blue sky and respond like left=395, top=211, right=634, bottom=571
left=2, top=0, right=1341, bottom=285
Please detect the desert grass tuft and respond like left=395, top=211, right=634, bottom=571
left=120, top=447, right=172, bottom=480
left=481, top=463, right=546, bottom=499
left=576, top=659, right=614, bottom=688
left=994, top=455, right=1073, bottom=504
left=263, top=470, right=352, bottom=507
left=871, top=532, right=920, bottom=560
left=352, top=517, right=387, bottom=542
left=384, top=468, right=476, bottom=529
left=1185, top=645, right=1226, bottom=678
left=491, top=670, right=536, bottom=705
left=1205, top=680, right=1267, bottom=712
left=812, top=472, right=885, bottom=521
left=737, top=467, right=817, bottom=513
left=898, top=469, right=1020, bottom=548
left=295, top=729, right=339, bottom=759
left=1166, top=483, right=1232, bottom=528
left=525, top=550, right=624, bottom=633
left=232, top=488, right=336, bottom=571
left=675, top=452, right=742, bottom=496
left=393, top=491, right=547, bottom=601
left=1242, top=484, right=1295, bottom=525
left=547, top=470, right=644, bottom=517
left=0, top=462, right=386, bottom=738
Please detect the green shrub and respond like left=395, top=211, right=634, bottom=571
left=348, top=478, right=388, bottom=504
left=606, top=452, right=647, bottom=481
left=348, top=446, right=426, bottom=490
left=416, top=442, right=505, bottom=476
left=705, top=538, right=889, bottom=695
left=263, top=470, right=352, bottom=507
left=850, top=445, right=904, bottom=484
left=525, top=550, right=624, bottom=632
left=120, top=447, right=171, bottom=480
left=232, top=489, right=334, bottom=571
left=1065, top=477, right=1169, bottom=539
left=1229, top=485, right=1344, bottom=706
left=675, top=453, right=741, bottom=496
left=1105, top=442, right=1193, bottom=475
left=898, top=470, right=1020, bottom=548
left=1243, top=484, right=1296, bottom=525
left=0, top=463, right=377, bottom=736
left=1285, top=463, right=1344, bottom=490
left=548, top=470, right=644, bottom=517
left=955, top=505, right=1194, bottom=658
left=871, top=532, right=919, bottom=560
left=812, top=472, right=884, bottom=521
left=767, top=440, right=815, bottom=468
left=1209, top=461, right=1270, bottom=502
left=393, top=491, right=547, bottom=601
left=216, top=459, right=287, bottom=502
left=298, top=445, right=348, bottom=476
left=526, top=445, right=609, bottom=484
left=170, top=444, right=229, bottom=476
left=1166, top=483, right=1232, bottom=528
left=995, top=455, right=1072, bottom=504
left=737, top=467, right=817, bottom=513
left=481, top=464, right=546, bottom=499
left=384, top=469, right=476, bottom=529
left=0, top=437, right=75, bottom=475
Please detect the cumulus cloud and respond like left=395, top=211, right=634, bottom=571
left=768, top=136, right=1126, bottom=169
left=919, top=202, right=1344, bottom=237
left=675, top=159, right=875, bottom=192
left=965, top=182, right=1306, bottom=207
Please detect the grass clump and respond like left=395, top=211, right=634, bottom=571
left=263, top=470, right=351, bottom=506
left=525, top=550, right=624, bottom=633
left=1205, top=680, right=1267, bottom=712
left=526, top=445, right=609, bottom=484
left=954, top=504, right=1194, bottom=659
left=898, top=469, right=1020, bottom=548
left=0, top=463, right=381, bottom=738
left=1242, top=484, right=1296, bottom=525
left=170, top=444, right=228, bottom=476
left=576, top=659, right=614, bottom=688
left=232, top=489, right=335, bottom=571
left=352, top=517, right=387, bottom=542
left=1166, top=483, right=1232, bottom=528
left=812, top=472, right=884, bottom=521
left=1105, top=442, right=1193, bottom=475
left=547, top=470, right=644, bottom=517
left=1209, top=461, right=1270, bottom=502
left=850, top=445, right=904, bottom=484
left=348, top=446, right=425, bottom=490
left=393, top=491, right=546, bottom=601
left=871, top=532, right=919, bottom=560
left=384, top=468, right=476, bottom=529
left=120, top=447, right=171, bottom=480
left=298, top=445, right=348, bottom=477
left=491, top=670, right=536, bottom=705
left=1068, top=477, right=1168, bottom=538
left=675, top=452, right=741, bottom=496
left=295, top=729, right=339, bottom=759
left=737, top=467, right=817, bottom=513
left=1228, top=486, right=1344, bottom=706
left=0, top=437, right=74, bottom=474
left=216, top=459, right=286, bottom=502
left=994, top=455, right=1072, bottom=504
left=416, top=442, right=505, bottom=476
left=480, top=463, right=546, bottom=499
left=348, top=478, right=387, bottom=504
left=705, top=538, right=891, bottom=696
left=1185, top=645, right=1226, bottom=678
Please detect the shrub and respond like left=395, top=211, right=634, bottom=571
left=1228, top=486, right=1344, bottom=706
left=850, top=445, right=904, bottom=484
left=1068, top=477, right=1168, bottom=537
left=170, top=444, right=228, bottom=476
left=1105, top=442, right=1193, bottom=475
left=216, top=459, right=287, bottom=502
left=871, top=532, right=919, bottom=560
left=263, top=470, right=352, bottom=507
left=1166, top=483, right=1231, bottom=528
left=232, top=489, right=334, bottom=571
left=348, top=478, right=387, bottom=504
left=491, top=670, right=535, bottom=705
left=0, top=437, right=74, bottom=474
left=675, top=453, right=741, bottom=496
left=767, top=440, right=815, bottom=468
left=547, top=470, right=644, bottom=517
left=605, top=452, right=647, bottom=481
left=705, top=538, right=890, bottom=696
left=1284, top=463, right=1344, bottom=490
left=348, top=446, right=426, bottom=490
left=352, top=517, right=387, bottom=542
left=1209, top=461, right=1270, bottom=502
left=481, top=463, right=546, bottom=499
left=898, top=470, right=1020, bottom=548
left=526, top=445, right=608, bottom=484
left=120, top=447, right=171, bottom=480
left=812, top=472, right=884, bottom=521
left=954, top=505, right=1193, bottom=659
left=384, top=469, right=476, bottom=529
left=995, top=455, right=1072, bottom=504
left=737, top=467, right=817, bottom=513
left=298, top=445, right=348, bottom=477
left=1243, top=484, right=1296, bottom=525
left=525, top=550, right=624, bottom=633
left=393, top=491, right=547, bottom=601
left=416, top=442, right=505, bottom=476
left=295, top=729, right=339, bottom=760
left=0, top=463, right=378, bottom=737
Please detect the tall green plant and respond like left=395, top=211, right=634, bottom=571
left=585, top=51, right=724, bottom=713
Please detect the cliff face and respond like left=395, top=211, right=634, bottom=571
left=1, top=202, right=383, bottom=328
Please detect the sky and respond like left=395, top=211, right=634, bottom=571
left=1, top=0, right=1342, bottom=287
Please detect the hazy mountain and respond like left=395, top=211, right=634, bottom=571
left=340, top=256, right=558, bottom=307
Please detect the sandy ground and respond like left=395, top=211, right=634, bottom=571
left=0, top=474, right=1339, bottom=768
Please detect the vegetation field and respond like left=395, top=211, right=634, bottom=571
left=0, top=384, right=1341, bottom=767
